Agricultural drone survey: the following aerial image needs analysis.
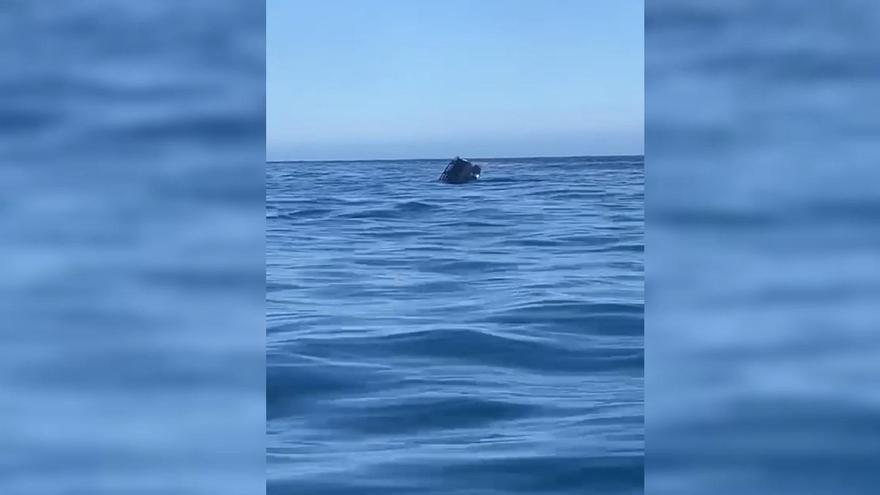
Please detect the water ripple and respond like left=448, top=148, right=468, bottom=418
left=267, top=156, right=643, bottom=493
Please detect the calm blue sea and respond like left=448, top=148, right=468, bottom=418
left=267, top=156, right=644, bottom=494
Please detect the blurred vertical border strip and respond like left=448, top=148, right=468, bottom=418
left=647, top=1, right=880, bottom=494
left=0, top=1, right=265, bottom=494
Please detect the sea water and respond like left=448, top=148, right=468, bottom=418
left=267, top=156, right=644, bottom=494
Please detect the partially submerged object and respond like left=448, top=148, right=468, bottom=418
left=439, top=156, right=481, bottom=184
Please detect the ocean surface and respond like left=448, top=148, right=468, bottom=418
left=1, top=2, right=265, bottom=493
left=267, top=156, right=644, bottom=494
left=647, top=1, right=880, bottom=493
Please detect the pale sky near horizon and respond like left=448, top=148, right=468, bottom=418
left=267, top=0, right=643, bottom=161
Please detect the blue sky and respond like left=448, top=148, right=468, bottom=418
left=267, top=0, right=643, bottom=161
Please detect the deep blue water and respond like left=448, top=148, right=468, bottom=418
left=267, top=156, right=644, bottom=494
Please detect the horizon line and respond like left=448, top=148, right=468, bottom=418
left=266, top=153, right=644, bottom=164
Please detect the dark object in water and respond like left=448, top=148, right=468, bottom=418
left=439, top=157, right=481, bottom=184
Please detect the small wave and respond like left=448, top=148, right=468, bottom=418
left=318, top=395, right=539, bottom=435
left=395, top=200, right=440, bottom=212
left=432, top=220, right=507, bottom=229
left=481, top=177, right=520, bottom=183
left=486, top=300, right=644, bottom=336
left=276, top=208, right=333, bottom=219
left=337, top=208, right=397, bottom=219
left=292, top=328, right=643, bottom=373
left=420, top=453, right=644, bottom=493
left=267, top=359, right=394, bottom=419
left=266, top=281, right=302, bottom=293
left=417, top=258, right=521, bottom=274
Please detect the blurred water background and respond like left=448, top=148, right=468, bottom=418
left=647, top=0, right=880, bottom=493
left=0, top=1, right=265, bottom=493
left=267, top=156, right=644, bottom=494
